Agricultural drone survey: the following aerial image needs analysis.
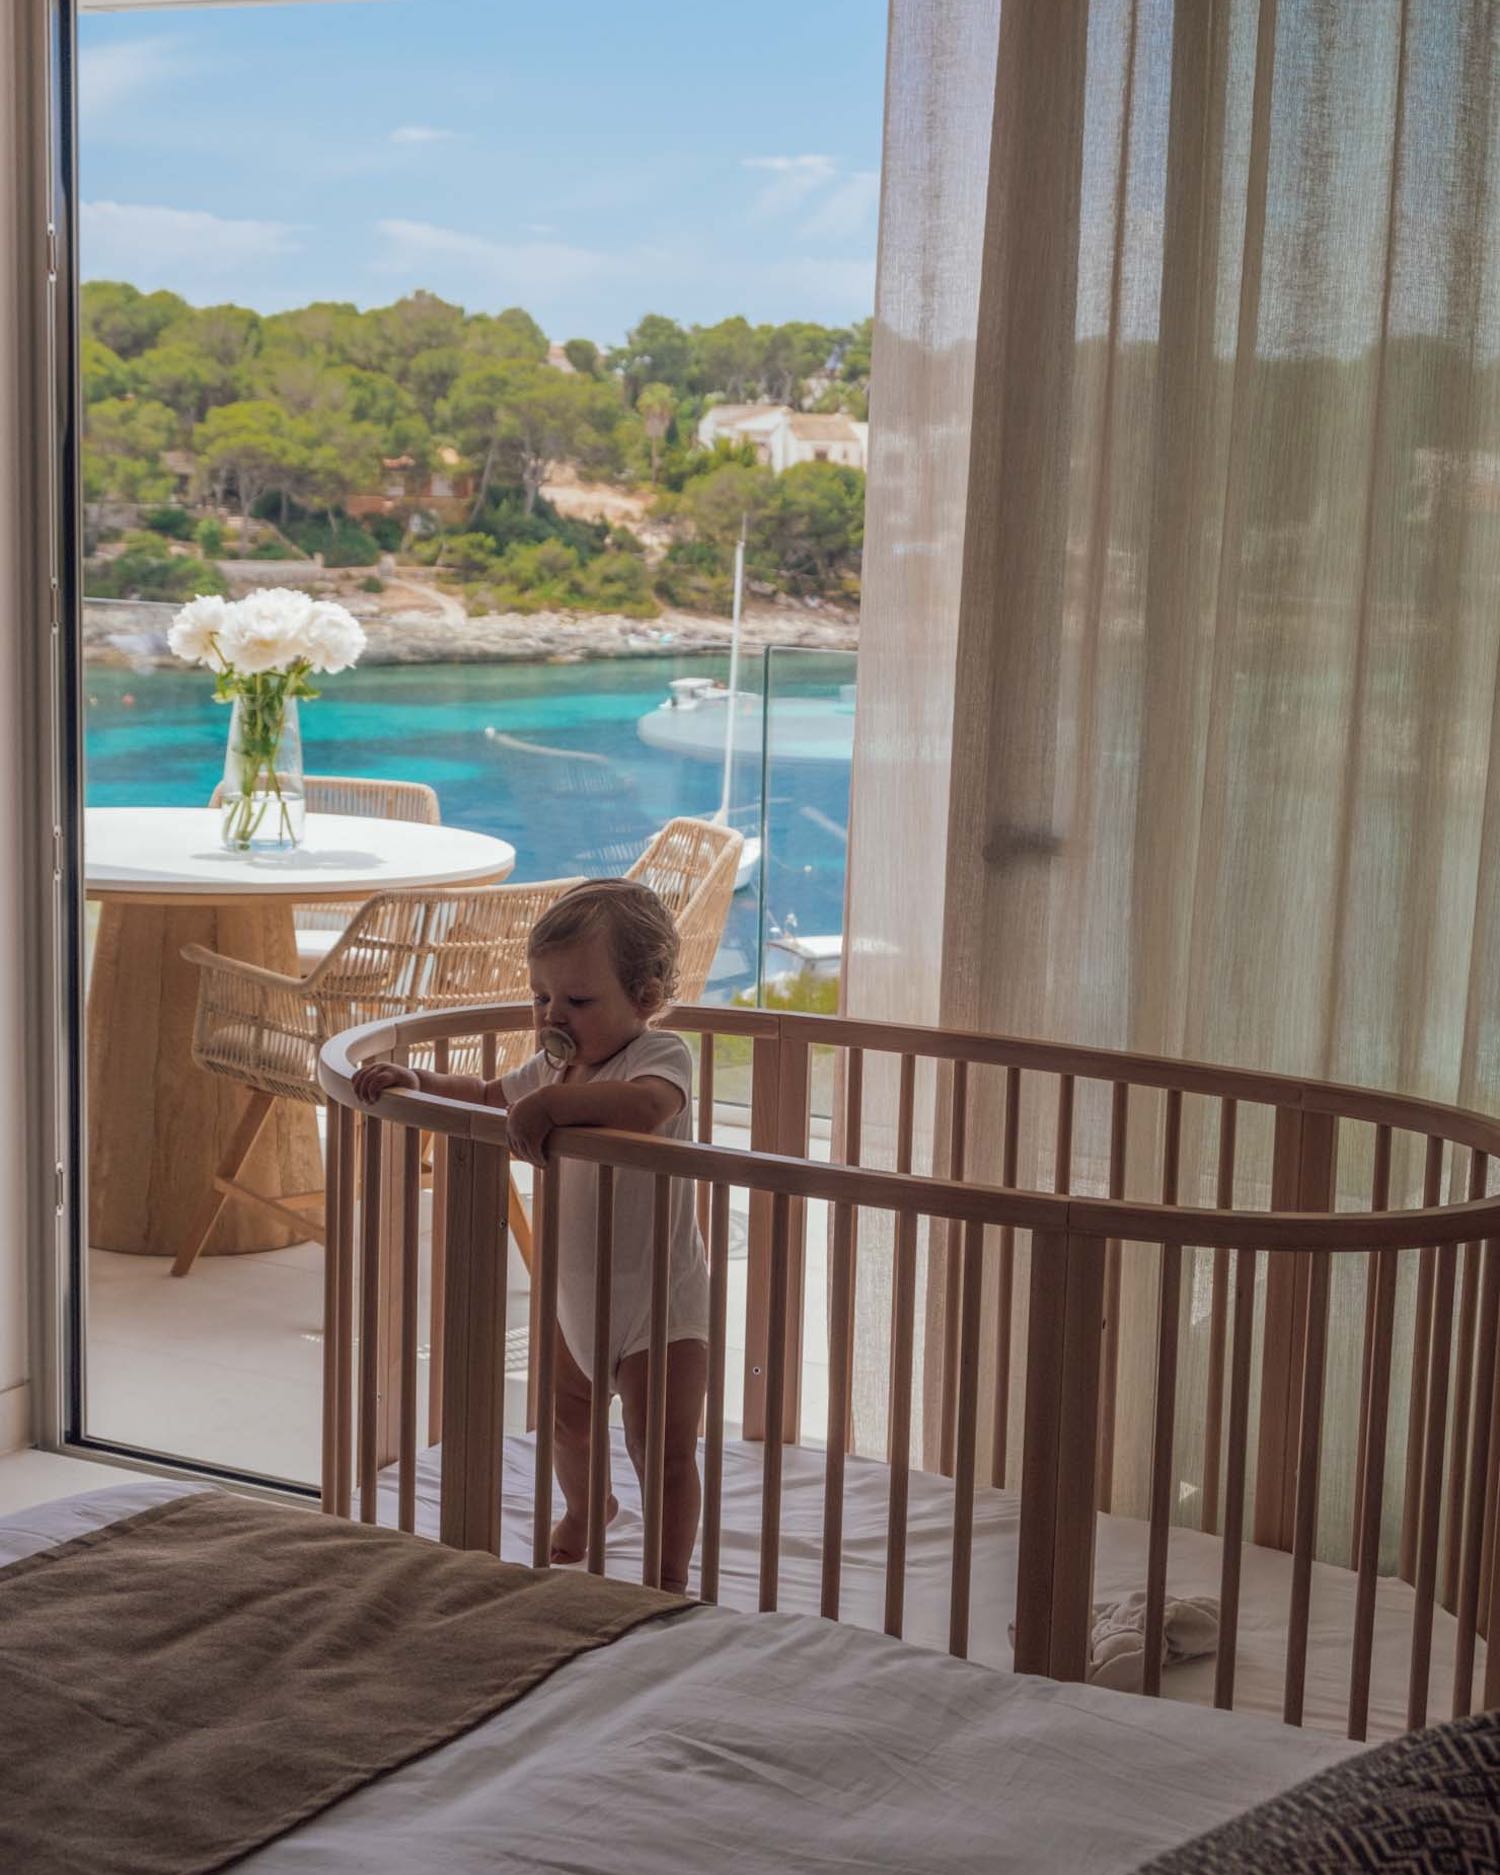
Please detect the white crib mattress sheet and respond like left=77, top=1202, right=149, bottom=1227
left=384, top=1430, right=1477, bottom=1742
left=1, top=1481, right=1357, bottom=1875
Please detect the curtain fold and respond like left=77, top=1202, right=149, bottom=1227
left=849, top=0, right=1500, bottom=1558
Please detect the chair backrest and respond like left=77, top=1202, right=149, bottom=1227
left=626, top=817, right=743, bottom=1004
left=310, top=876, right=586, bottom=1077
left=207, top=774, right=441, bottom=825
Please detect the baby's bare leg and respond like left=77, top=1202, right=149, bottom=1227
left=617, top=1338, right=708, bottom=1594
left=549, top=1329, right=616, bottom=1565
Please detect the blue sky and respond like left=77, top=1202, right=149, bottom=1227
left=78, top=0, right=888, bottom=344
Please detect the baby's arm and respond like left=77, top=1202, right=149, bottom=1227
left=351, top=1061, right=505, bottom=1107
left=507, top=1076, right=683, bottom=1166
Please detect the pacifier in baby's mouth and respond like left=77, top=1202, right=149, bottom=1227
left=540, top=1026, right=577, bottom=1069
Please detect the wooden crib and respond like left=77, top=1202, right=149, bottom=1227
left=317, top=1002, right=1500, bottom=1743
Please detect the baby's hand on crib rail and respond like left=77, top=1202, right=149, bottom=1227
left=507, top=1088, right=555, bottom=1167
left=352, top=1062, right=420, bottom=1104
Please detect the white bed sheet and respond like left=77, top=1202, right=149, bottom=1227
left=381, top=1430, right=1477, bottom=1741
left=2, top=1482, right=1357, bottom=1875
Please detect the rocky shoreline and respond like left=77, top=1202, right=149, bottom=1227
left=83, top=596, right=859, bottom=670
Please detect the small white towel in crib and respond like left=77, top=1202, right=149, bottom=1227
left=1008, top=1592, right=1220, bottom=1693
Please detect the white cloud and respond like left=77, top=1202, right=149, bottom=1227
left=800, top=169, right=881, bottom=241
left=743, top=153, right=838, bottom=217
left=81, top=201, right=301, bottom=297
left=390, top=125, right=461, bottom=145
left=79, top=37, right=183, bottom=120
left=373, top=218, right=611, bottom=300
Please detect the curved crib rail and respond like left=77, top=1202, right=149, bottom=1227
left=317, top=1001, right=1500, bottom=1742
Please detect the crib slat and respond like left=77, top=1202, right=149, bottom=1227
left=642, top=1172, right=672, bottom=1591
left=822, top=1199, right=856, bottom=1620
left=1054, top=1074, right=1075, bottom=1192
left=841, top=1049, right=864, bottom=1457
left=1445, top=1153, right=1488, bottom=1614
left=1201, top=1100, right=1238, bottom=1536
left=1351, top=1127, right=1393, bottom=1571
left=885, top=1208, right=919, bottom=1638
left=1348, top=1243, right=1399, bottom=1740
left=358, top=1116, right=384, bottom=1524
left=481, top=1031, right=497, bottom=1081
left=760, top=1190, right=791, bottom=1612
left=896, top=1053, right=916, bottom=1175
left=939, top=1059, right=970, bottom=1476
left=695, top=1037, right=714, bottom=1243
left=398, top=1125, right=422, bottom=1534
left=1400, top=1137, right=1446, bottom=1583
left=1098, top=1082, right=1129, bottom=1511
left=334, top=1104, right=356, bottom=1520
left=1143, top=1090, right=1183, bottom=1698
left=321, top=1103, right=345, bottom=1515
left=1214, top=1245, right=1258, bottom=1710
left=699, top=1182, right=729, bottom=1603
left=428, top=1037, right=451, bottom=1447
left=1409, top=1236, right=1459, bottom=1730
left=949, top=1219, right=985, bottom=1659
left=1481, top=1256, right=1500, bottom=1711
left=1283, top=1243, right=1331, bottom=1727
left=587, top=1167, right=615, bottom=1577
left=992, top=1065, right=1022, bottom=1488
left=528, top=1162, right=559, bottom=1565
left=1453, top=1236, right=1500, bottom=1718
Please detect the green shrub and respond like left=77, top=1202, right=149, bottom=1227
left=142, top=505, right=194, bottom=540
left=473, top=484, right=611, bottom=561
left=194, top=517, right=226, bottom=557
left=245, top=531, right=303, bottom=561
left=653, top=538, right=733, bottom=614
left=85, top=549, right=229, bottom=603
left=359, top=574, right=384, bottom=593
left=578, top=548, right=658, bottom=617
left=282, top=513, right=380, bottom=567
left=364, top=513, right=404, bottom=551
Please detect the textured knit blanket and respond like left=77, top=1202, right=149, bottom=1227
left=1140, top=1706, right=1500, bottom=1872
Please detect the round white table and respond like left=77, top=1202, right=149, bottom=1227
left=85, top=808, right=516, bottom=1258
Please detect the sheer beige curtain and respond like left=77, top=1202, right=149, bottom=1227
left=848, top=0, right=1500, bottom=1555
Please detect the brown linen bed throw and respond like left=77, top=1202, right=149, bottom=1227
left=0, top=1491, right=688, bottom=1875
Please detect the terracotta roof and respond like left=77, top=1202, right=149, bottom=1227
left=703, top=403, right=788, bottom=428
left=787, top=414, right=859, bottom=443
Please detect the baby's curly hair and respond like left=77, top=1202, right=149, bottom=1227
left=528, top=878, right=681, bottom=1014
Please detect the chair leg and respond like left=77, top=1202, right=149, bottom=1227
left=508, top=1171, right=533, bottom=1272
left=172, top=1091, right=276, bottom=1278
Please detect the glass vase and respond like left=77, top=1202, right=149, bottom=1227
left=220, top=690, right=306, bottom=852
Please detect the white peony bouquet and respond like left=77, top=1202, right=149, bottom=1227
left=169, top=587, right=366, bottom=682
left=170, top=588, right=366, bottom=849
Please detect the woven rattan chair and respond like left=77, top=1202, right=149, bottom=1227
left=174, top=876, right=582, bottom=1276
left=626, top=817, right=743, bottom=1003
left=207, top=774, right=443, bottom=966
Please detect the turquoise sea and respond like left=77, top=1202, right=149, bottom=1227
left=84, top=651, right=856, bottom=994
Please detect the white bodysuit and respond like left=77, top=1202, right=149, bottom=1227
left=503, top=1029, right=710, bottom=1386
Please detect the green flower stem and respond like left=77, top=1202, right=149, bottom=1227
left=218, top=664, right=315, bottom=851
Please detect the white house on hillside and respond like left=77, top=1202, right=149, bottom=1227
left=697, top=403, right=868, bottom=473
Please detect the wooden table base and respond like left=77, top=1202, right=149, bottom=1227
left=86, top=898, right=323, bottom=1257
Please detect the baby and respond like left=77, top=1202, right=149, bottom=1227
left=353, top=878, right=709, bottom=1593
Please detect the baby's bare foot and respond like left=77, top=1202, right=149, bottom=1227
left=550, top=1495, right=618, bottom=1566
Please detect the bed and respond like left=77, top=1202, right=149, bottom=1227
left=2, top=1478, right=1359, bottom=1875
left=378, top=1429, right=1479, bottom=1746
